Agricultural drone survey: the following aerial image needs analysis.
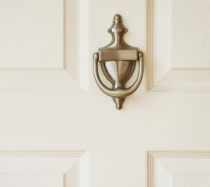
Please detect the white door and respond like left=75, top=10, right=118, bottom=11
left=0, top=0, right=210, bottom=187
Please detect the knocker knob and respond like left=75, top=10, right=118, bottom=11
left=93, top=14, right=144, bottom=110
left=113, top=14, right=122, bottom=24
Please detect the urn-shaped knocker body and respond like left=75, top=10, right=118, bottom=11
left=93, top=14, right=144, bottom=110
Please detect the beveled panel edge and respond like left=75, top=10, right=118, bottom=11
left=147, top=0, right=154, bottom=91
left=0, top=0, right=90, bottom=93
left=147, top=151, right=210, bottom=187
left=0, top=150, right=86, bottom=157
left=149, top=68, right=210, bottom=92
left=0, top=150, right=89, bottom=187
left=0, top=69, right=85, bottom=92
left=147, top=0, right=210, bottom=91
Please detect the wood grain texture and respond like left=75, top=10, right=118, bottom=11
left=155, top=68, right=210, bottom=91
left=1, top=1, right=210, bottom=187
left=78, top=0, right=90, bottom=92
left=65, top=0, right=79, bottom=80
left=148, top=0, right=210, bottom=91
left=0, top=0, right=89, bottom=92
left=65, top=161, right=79, bottom=187
left=0, top=151, right=88, bottom=187
left=0, top=174, right=63, bottom=187
left=0, top=70, right=84, bottom=92
left=148, top=152, right=210, bottom=187
left=172, top=0, right=210, bottom=68
left=0, top=0, right=63, bottom=69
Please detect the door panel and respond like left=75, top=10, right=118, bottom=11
left=0, top=0, right=87, bottom=92
left=0, top=151, right=88, bottom=187
left=0, top=0, right=210, bottom=187
left=148, top=0, right=210, bottom=91
left=0, top=0, right=63, bottom=69
left=0, top=174, right=63, bottom=187
left=149, top=152, right=210, bottom=187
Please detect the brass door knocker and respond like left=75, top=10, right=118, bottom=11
left=93, top=14, right=144, bottom=110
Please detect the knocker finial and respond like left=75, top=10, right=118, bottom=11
left=113, top=14, right=122, bottom=23
left=93, top=15, right=144, bottom=110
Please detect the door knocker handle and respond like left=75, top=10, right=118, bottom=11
left=93, top=14, right=144, bottom=110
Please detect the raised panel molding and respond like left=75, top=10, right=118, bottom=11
left=147, top=0, right=210, bottom=91
left=0, top=151, right=89, bottom=187
left=0, top=0, right=89, bottom=92
left=148, top=152, right=210, bottom=187
left=0, top=0, right=64, bottom=69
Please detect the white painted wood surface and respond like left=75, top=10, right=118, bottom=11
left=0, top=0, right=63, bottom=69
left=0, top=0, right=210, bottom=187
left=0, top=0, right=88, bottom=92
left=0, top=174, right=63, bottom=187
left=149, top=152, right=210, bottom=187
left=148, top=0, right=210, bottom=90
left=0, top=151, right=87, bottom=187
